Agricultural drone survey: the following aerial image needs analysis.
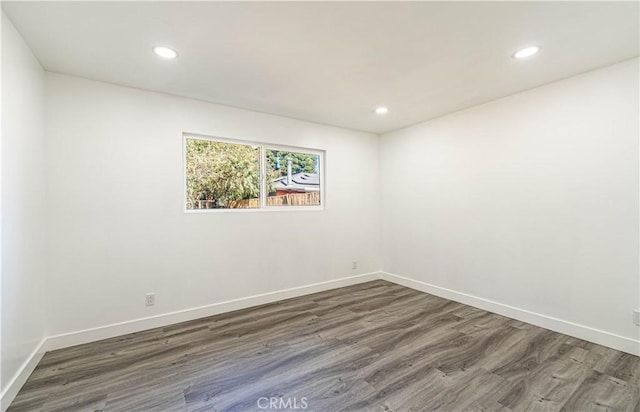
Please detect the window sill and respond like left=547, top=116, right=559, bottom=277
left=184, top=206, right=324, bottom=213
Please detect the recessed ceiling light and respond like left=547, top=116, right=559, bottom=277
left=375, top=106, right=389, bottom=115
left=512, top=45, right=541, bottom=59
left=153, top=46, right=178, bottom=59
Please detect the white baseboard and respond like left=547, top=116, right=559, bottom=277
left=380, top=272, right=640, bottom=356
left=45, top=272, right=381, bottom=352
left=1, top=338, right=46, bottom=412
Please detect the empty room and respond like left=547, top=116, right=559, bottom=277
left=1, top=1, right=639, bottom=411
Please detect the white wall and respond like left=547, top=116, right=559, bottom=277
left=381, top=59, right=640, bottom=353
left=44, top=73, right=380, bottom=337
left=1, top=11, right=47, bottom=401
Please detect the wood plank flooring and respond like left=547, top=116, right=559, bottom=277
left=8, top=280, right=640, bottom=412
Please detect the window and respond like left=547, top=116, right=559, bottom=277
left=266, top=149, right=321, bottom=207
left=184, top=134, right=323, bottom=211
left=185, top=137, right=260, bottom=209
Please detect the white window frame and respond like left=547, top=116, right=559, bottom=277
left=183, top=132, right=325, bottom=213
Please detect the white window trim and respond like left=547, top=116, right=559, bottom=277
left=183, top=132, right=325, bottom=213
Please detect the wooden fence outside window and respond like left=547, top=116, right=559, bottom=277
left=194, top=192, right=320, bottom=209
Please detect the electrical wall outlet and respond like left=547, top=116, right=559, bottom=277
left=634, top=310, right=640, bottom=326
left=352, top=261, right=358, bottom=270
left=145, top=293, right=156, bottom=307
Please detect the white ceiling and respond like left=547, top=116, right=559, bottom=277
left=3, top=1, right=638, bottom=134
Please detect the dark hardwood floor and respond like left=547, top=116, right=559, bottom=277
left=8, top=280, right=640, bottom=412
